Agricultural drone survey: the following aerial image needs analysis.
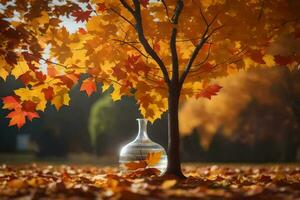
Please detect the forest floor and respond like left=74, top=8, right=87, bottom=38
left=0, top=163, right=300, bottom=200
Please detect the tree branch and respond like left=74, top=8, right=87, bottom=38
left=128, top=0, right=171, bottom=87
left=161, top=0, right=171, bottom=21
left=170, top=0, right=184, bottom=84
left=110, top=8, right=135, bottom=28
left=179, top=9, right=222, bottom=86
left=119, top=0, right=135, bottom=15
left=111, top=38, right=148, bottom=58
left=189, top=42, right=212, bottom=73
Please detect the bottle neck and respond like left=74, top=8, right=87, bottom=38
left=136, top=118, right=149, bottom=140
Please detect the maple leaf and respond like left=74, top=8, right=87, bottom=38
left=112, top=66, right=127, bottom=80
left=35, top=71, right=47, bottom=82
left=6, top=110, right=26, bottom=129
left=124, top=160, right=148, bottom=170
left=80, top=78, right=97, bottom=96
left=127, top=55, right=140, bottom=66
left=124, top=151, right=162, bottom=170
left=0, top=67, right=8, bottom=80
left=198, top=84, right=222, bottom=100
left=19, top=71, right=35, bottom=85
left=140, top=0, right=149, bottom=8
left=42, top=87, right=54, bottom=101
left=22, top=101, right=37, bottom=112
left=145, top=151, right=162, bottom=166
left=26, top=112, right=40, bottom=121
left=51, top=88, right=70, bottom=110
left=2, top=96, right=21, bottom=110
left=97, top=3, right=106, bottom=12
left=71, top=10, right=92, bottom=23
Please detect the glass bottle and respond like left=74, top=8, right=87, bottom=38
left=119, top=118, right=167, bottom=174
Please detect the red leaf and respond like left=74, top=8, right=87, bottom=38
left=112, top=66, right=127, bottom=80
left=198, top=84, right=222, bottom=100
left=128, top=55, right=140, bottom=66
left=72, top=10, right=92, bottom=23
left=26, top=112, right=40, bottom=121
left=56, top=75, right=78, bottom=89
left=22, top=101, right=37, bottom=112
left=35, top=71, right=47, bottom=82
left=19, top=71, right=35, bottom=85
left=274, top=55, right=293, bottom=66
left=249, top=50, right=265, bottom=64
left=78, top=28, right=87, bottom=34
left=97, top=3, right=106, bottom=12
left=140, top=0, right=149, bottom=8
left=201, top=62, right=214, bottom=73
left=80, top=78, right=97, bottom=96
left=2, top=96, right=21, bottom=110
left=42, top=87, right=54, bottom=101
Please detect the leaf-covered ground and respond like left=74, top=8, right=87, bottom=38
left=0, top=164, right=299, bottom=200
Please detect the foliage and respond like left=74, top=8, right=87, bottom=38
left=1, top=0, right=299, bottom=127
left=1, top=164, right=300, bottom=199
left=179, top=67, right=300, bottom=149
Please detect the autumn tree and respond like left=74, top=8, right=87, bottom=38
left=1, top=0, right=300, bottom=177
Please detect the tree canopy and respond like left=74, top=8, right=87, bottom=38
left=1, top=0, right=300, bottom=128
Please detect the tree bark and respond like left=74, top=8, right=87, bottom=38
left=164, top=89, right=186, bottom=178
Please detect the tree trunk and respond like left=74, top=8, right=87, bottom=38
left=164, top=89, right=186, bottom=178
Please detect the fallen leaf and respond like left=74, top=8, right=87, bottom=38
left=161, top=179, right=177, bottom=189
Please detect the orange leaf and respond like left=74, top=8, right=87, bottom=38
left=80, top=78, right=97, bottom=96
left=26, top=112, right=40, bottom=121
left=2, top=96, right=21, bottom=110
left=145, top=151, right=162, bottom=166
left=6, top=110, right=26, bottom=129
left=198, top=84, right=222, bottom=100
left=124, top=160, right=148, bottom=170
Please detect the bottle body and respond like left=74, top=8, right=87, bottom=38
left=119, top=119, right=167, bottom=174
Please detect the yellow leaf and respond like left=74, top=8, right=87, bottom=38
left=145, top=151, right=162, bottom=166
left=51, top=88, right=70, bottom=110
left=263, top=54, right=276, bottom=67
left=0, top=67, right=8, bottom=80
left=14, top=87, right=47, bottom=111
left=161, top=180, right=177, bottom=189
left=11, top=61, right=29, bottom=79
left=111, top=84, right=121, bottom=101
left=32, top=11, right=49, bottom=25
left=102, top=81, right=111, bottom=92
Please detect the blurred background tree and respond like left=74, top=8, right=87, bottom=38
left=179, top=67, right=300, bottom=162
